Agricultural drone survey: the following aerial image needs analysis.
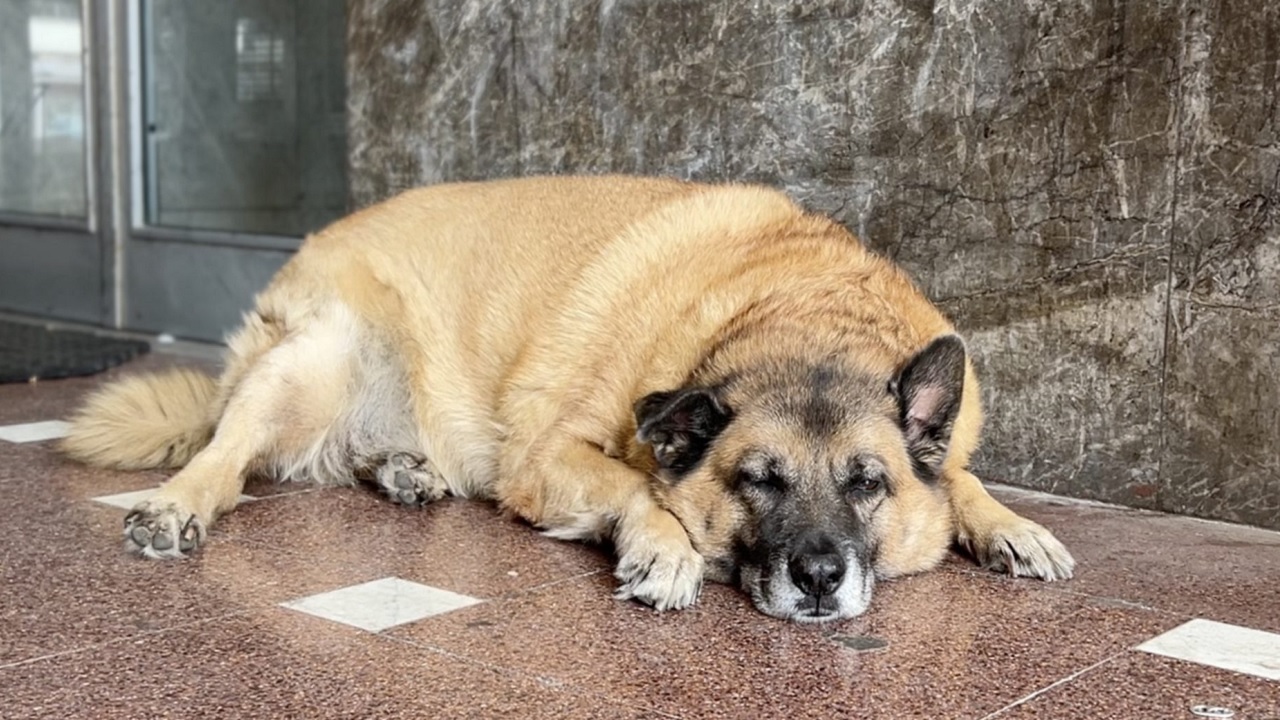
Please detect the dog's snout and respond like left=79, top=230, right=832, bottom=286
left=750, top=533, right=873, bottom=621
left=788, top=550, right=846, bottom=597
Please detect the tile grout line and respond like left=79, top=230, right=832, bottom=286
left=975, top=649, right=1129, bottom=720
left=490, top=568, right=608, bottom=601
left=365, top=571, right=679, bottom=718
left=1034, top=586, right=1197, bottom=619
left=943, top=557, right=1280, bottom=632
left=218, top=489, right=612, bottom=604
left=944, top=563, right=1196, bottom=620
left=0, top=610, right=253, bottom=671
left=379, top=632, right=684, bottom=719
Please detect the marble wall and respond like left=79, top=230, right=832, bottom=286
left=346, top=0, right=1280, bottom=530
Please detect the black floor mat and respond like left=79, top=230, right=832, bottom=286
left=0, top=321, right=150, bottom=384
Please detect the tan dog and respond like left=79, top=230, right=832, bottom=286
left=63, top=175, right=1074, bottom=622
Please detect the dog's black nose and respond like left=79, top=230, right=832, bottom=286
left=789, top=550, right=846, bottom=597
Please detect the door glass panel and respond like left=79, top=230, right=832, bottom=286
left=141, top=0, right=347, bottom=236
left=0, top=0, right=88, bottom=219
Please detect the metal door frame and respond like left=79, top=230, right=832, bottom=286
left=1, top=0, right=304, bottom=343
left=119, top=0, right=299, bottom=342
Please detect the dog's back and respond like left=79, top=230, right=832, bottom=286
left=62, top=175, right=718, bottom=491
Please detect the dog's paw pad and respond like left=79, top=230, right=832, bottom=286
left=365, top=452, right=448, bottom=508
left=123, top=500, right=204, bottom=559
left=966, top=516, right=1075, bottom=581
left=613, top=539, right=705, bottom=612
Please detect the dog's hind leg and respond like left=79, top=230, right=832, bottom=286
left=353, top=450, right=449, bottom=507
left=124, top=305, right=361, bottom=558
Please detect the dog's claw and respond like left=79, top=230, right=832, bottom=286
left=179, top=518, right=200, bottom=551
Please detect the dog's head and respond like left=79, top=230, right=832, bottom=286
left=635, top=335, right=965, bottom=623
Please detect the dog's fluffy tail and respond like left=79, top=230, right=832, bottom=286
left=61, top=368, right=219, bottom=470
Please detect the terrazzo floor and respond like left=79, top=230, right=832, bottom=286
left=2, top=352, right=1278, bottom=719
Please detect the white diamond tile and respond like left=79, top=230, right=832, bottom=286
left=0, top=420, right=71, bottom=443
left=279, top=577, right=483, bottom=632
left=1136, top=618, right=1280, bottom=681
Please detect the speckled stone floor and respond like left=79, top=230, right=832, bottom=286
left=2, top=353, right=1278, bottom=719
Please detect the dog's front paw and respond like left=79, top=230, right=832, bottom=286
left=614, top=543, right=705, bottom=612
left=613, top=510, right=705, bottom=611
left=124, top=499, right=205, bottom=559
left=960, top=512, right=1075, bottom=581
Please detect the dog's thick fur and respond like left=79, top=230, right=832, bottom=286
left=62, top=175, right=1073, bottom=622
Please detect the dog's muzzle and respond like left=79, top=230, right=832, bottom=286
left=744, top=536, right=874, bottom=622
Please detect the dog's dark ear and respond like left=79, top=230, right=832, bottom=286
left=891, top=335, right=966, bottom=481
left=635, top=388, right=733, bottom=475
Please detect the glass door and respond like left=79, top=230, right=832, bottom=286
left=0, top=0, right=348, bottom=343
left=123, top=0, right=347, bottom=341
left=0, top=0, right=108, bottom=324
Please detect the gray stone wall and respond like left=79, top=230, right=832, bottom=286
left=346, top=0, right=1280, bottom=530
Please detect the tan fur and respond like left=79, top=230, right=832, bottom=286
left=62, top=368, right=217, bottom=470
left=62, top=175, right=1073, bottom=613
